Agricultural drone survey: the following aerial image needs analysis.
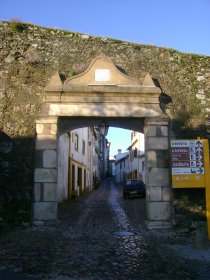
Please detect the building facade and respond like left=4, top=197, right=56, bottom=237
left=57, top=126, right=110, bottom=202
left=115, top=150, right=129, bottom=184
left=114, top=131, right=145, bottom=184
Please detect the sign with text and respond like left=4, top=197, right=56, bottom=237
left=171, top=139, right=207, bottom=188
left=171, top=139, right=210, bottom=240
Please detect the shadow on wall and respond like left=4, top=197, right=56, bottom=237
left=0, top=130, right=35, bottom=225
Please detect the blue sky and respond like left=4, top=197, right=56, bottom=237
left=1, top=0, right=210, bottom=155
left=1, top=0, right=209, bottom=55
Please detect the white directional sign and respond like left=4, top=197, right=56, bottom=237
left=171, top=140, right=204, bottom=176
left=172, top=167, right=204, bottom=175
left=171, top=140, right=203, bottom=147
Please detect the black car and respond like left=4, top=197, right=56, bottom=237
left=123, top=179, right=145, bottom=199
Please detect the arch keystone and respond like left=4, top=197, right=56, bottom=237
left=142, top=73, right=156, bottom=87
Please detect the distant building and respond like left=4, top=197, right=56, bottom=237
left=127, top=131, right=145, bottom=182
left=114, top=131, right=145, bottom=184
left=115, top=149, right=129, bottom=183
left=109, top=155, right=116, bottom=177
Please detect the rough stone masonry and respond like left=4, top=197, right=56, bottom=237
left=0, top=20, right=210, bottom=223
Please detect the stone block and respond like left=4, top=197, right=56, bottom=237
left=36, top=124, right=44, bottom=134
left=36, top=123, right=57, bottom=135
left=146, top=126, right=156, bottom=137
left=147, top=168, right=169, bottom=186
left=145, top=118, right=169, bottom=126
left=34, top=168, right=57, bottom=183
left=43, top=150, right=56, bottom=168
left=146, top=186, right=162, bottom=201
left=146, top=137, right=168, bottom=150
left=147, top=150, right=157, bottom=167
left=34, top=183, right=42, bottom=201
left=34, top=150, right=43, bottom=168
left=156, top=150, right=169, bottom=168
left=49, top=104, right=61, bottom=115
left=43, top=183, right=56, bottom=201
left=147, top=201, right=172, bottom=221
left=36, top=116, right=58, bottom=124
left=145, top=104, right=163, bottom=117
left=33, top=202, right=57, bottom=220
left=161, top=126, right=168, bottom=136
left=162, top=186, right=173, bottom=201
left=36, top=135, right=57, bottom=150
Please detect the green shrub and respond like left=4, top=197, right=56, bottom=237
left=10, top=18, right=28, bottom=32
left=67, top=70, right=76, bottom=77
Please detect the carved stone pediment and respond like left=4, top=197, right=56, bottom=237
left=45, top=55, right=160, bottom=94
left=64, top=55, right=140, bottom=88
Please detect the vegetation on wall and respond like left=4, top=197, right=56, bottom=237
left=0, top=20, right=210, bottom=225
left=9, top=17, right=28, bottom=33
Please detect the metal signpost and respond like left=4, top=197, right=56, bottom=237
left=171, top=138, right=210, bottom=239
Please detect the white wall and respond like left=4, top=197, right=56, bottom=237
left=57, top=133, right=70, bottom=201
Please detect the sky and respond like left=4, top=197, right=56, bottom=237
left=1, top=0, right=210, bottom=155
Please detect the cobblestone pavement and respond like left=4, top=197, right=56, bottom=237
left=0, top=178, right=210, bottom=279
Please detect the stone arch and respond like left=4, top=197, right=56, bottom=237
left=33, top=55, right=173, bottom=229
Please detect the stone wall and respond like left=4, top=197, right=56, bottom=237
left=0, top=20, right=210, bottom=224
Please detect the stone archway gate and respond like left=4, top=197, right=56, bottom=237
left=34, top=55, right=173, bottom=229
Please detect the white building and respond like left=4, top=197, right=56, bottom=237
left=115, top=149, right=129, bottom=184
left=127, top=131, right=145, bottom=182
left=57, top=125, right=110, bottom=201
left=114, top=131, right=145, bottom=184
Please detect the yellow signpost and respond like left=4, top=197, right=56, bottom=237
left=171, top=138, right=210, bottom=239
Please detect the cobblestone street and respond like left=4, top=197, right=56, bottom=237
left=0, top=178, right=210, bottom=279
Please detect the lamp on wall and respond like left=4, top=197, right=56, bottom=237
left=99, top=121, right=109, bottom=136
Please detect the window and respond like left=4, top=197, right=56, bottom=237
left=75, top=133, right=79, bottom=151
left=82, top=140, right=85, bottom=155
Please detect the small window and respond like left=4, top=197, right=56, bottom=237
left=75, top=133, right=79, bottom=151
left=82, top=140, right=85, bottom=155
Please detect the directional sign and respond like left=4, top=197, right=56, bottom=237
left=172, top=153, right=190, bottom=161
left=171, top=139, right=210, bottom=240
left=196, top=161, right=204, bottom=167
left=196, top=147, right=203, bottom=153
left=172, top=167, right=204, bottom=175
left=171, top=139, right=206, bottom=188
left=196, top=154, right=203, bottom=160
left=171, top=147, right=189, bottom=153
left=171, top=140, right=203, bottom=147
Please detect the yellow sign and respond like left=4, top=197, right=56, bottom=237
left=171, top=139, right=210, bottom=239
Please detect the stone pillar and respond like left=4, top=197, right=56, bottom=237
left=144, top=117, right=173, bottom=229
left=33, top=116, right=58, bottom=225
